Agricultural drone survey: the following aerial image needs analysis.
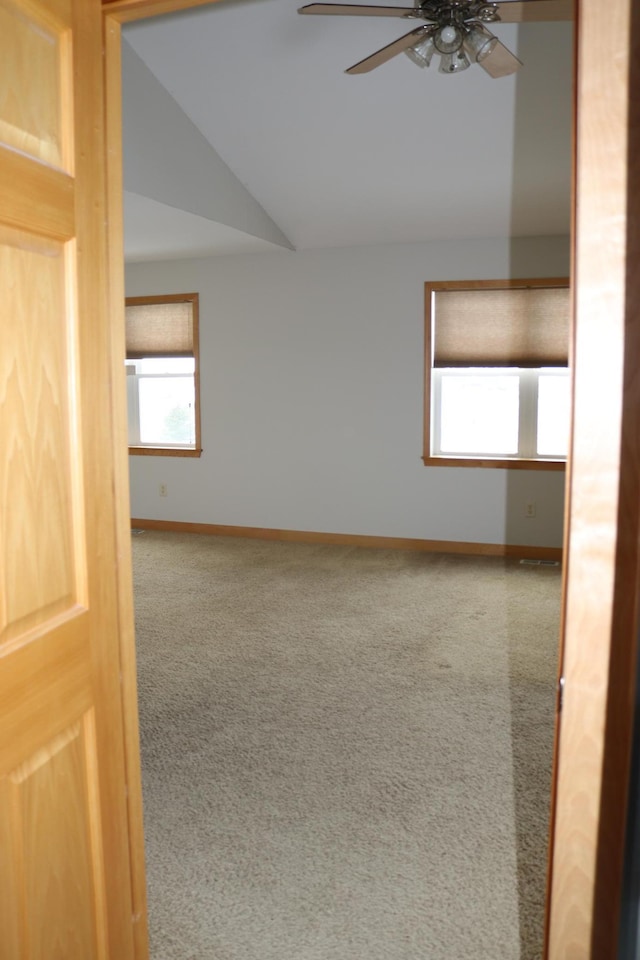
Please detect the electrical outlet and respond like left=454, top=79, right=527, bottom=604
left=159, top=483, right=168, bottom=497
left=525, top=500, right=536, bottom=519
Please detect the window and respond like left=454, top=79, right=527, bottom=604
left=125, top=293, right=201, bottom=457
left=423, top=279, right=570, bottom=469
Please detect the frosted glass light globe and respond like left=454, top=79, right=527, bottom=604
left=434, top=23, right=464, bottom=54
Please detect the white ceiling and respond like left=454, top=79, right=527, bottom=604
left=123, top=0, right=573, bottom=260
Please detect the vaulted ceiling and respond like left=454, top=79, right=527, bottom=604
left=122, top=0, right=573, bottom=261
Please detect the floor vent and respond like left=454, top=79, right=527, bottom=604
left=520, top=558, right=559, bottom=566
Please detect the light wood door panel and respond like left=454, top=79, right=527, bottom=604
left=0, top=0, right=73, bottom=171
left=0, top=0, right=145, bottom=956
left=0, top=715, right=108, bottom=960
left=0, top=226, right=84, bottom=644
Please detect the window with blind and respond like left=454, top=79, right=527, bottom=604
left=423, top=279, right=571, bottom=468
left=125, top=293, right=201, bottom=456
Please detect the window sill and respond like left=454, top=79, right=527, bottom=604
left=422, top=456, right=566, bottom=471
left=129, top=446, right=202, bottom=458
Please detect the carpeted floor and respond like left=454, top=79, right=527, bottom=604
left=131, top=532, right=561, bottom=960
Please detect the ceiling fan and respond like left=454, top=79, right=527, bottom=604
left=298, top=0, right=573, bottom=77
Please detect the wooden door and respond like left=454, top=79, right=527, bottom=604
left=0, top=0, right=146, bottom=957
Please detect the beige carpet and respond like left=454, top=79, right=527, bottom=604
left=131, top=532, right=561, bottom=960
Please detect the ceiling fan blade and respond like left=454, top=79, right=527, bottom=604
left=299, top=3, right=419, bottom=17
left=479, top=39, right=523, bottom=77
left=493, top=0, right=573, bottom=22
left=345, top=26, right=427, bottom=73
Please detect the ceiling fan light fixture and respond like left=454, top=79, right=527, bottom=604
left=438, top=49, right=471, bottom=73
left=404, top=29, right=436, bottom=68
left=433, top=23, right=464, bottom=54
left=463, top=24, right=498, bottom=63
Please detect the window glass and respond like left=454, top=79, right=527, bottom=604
left=537, top=372, right=570, bottom=457
left=138, top=375, right=196, bottom=446
left=439, top=372, right=520, bottom=455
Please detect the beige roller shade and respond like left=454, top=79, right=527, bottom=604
left=125, top=299, right=194, bottom=358
left=432, top=285, right=570, bottom=368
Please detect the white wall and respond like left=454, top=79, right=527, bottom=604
left=126, top=235, right=570, bottom=548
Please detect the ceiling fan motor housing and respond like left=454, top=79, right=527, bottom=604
left=414, top=1, right=500, bottom=24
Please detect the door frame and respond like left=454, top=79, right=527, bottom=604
left=544, top=1, right=640, bottom=955
left=101, top=0, right=640, bottom=956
